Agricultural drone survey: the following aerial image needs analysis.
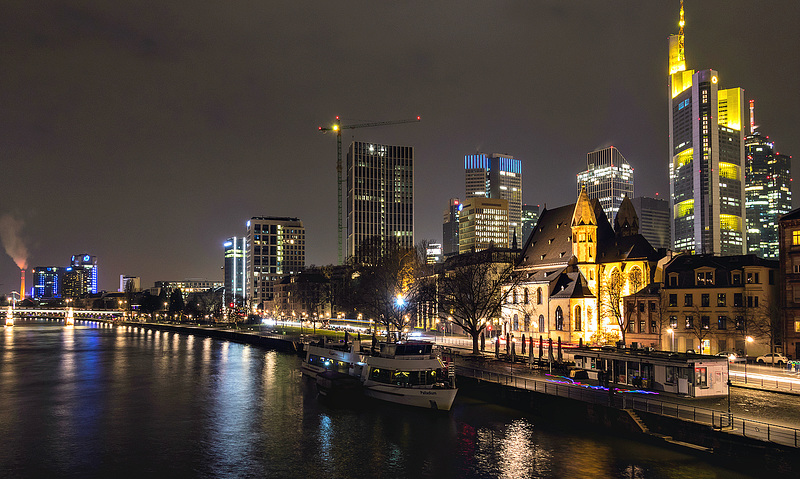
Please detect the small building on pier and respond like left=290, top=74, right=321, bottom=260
left=573, top=346, right=729, bottom=398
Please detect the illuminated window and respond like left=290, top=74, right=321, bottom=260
left=794, top=230, right=800, bottom=246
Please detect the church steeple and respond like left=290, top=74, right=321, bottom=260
left=572, top=188, right=597, bottom=263
left=614, top=195, right=639, bottom=238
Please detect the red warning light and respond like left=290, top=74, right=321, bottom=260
left=417, top=116, right=421, bottom=120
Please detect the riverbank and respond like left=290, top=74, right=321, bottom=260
left=103, top=319, right=799, bottom=473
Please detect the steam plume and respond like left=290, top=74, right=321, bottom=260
left=0, top=214, right=28, bottom=270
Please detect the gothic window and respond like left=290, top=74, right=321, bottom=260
left=537, top=288, right=543, bottom=305
left=575, top=305, right=582, bottom=331
left=555, top=307, right=564, bottom=331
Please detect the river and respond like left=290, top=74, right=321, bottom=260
left=0, top=319, right=754, bottom=478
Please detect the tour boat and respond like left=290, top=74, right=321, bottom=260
left=302, top=339, right=458, bottom=411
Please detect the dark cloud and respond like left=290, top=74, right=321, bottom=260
left=1, top=1, right=798, bottom=292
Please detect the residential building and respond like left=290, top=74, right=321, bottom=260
left=503, top=191, right=661, bottom=345
left=245, top=216, right=305, bottom=311
left=668, top=4, right=746, bottom=255
left=577, top=146, right=634, bottom=223
left=442, top=198, right=461, bottom=258
left=347, top=141, right=414, bottom=262
left=779, top=209, right=800, bottom=359
left=223, top=237, right=246, bottom=308
left=458, top=197, right=509, bottom=254
left=631, top=196, right=671, bottom=250
left=745, top=131, right=792, bottom=259
left=32, top=267, right=62, bottom=299
left=465, top=153, right=522, bottom=242
left=655, top=254, right=777, bottom=356
left=521, top=204, right=540, bottom=247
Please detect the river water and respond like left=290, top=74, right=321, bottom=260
left=0, top=320, right=754, bottom=478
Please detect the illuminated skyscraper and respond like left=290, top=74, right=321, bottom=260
left=224, top=237, right=246, bottom=308
left=347, top=141, right=414, bottom=261
left=576, top=146, right=634, bottom=223
left=458, top=197, right=509, bottom=254
left=745, top=131, right=792, bottom=259
left=442, top=198, right=461, bottom=258
left=465, top=153, right=522, bottom=242
left=521, top=204, right=540, bottom=246
left=245, top=217, right=305, bottom=310
left=62, top=254, right=97, bottom=298
left=32, top=267, right=62, bottom=299
left=668, top=3, right=746, bottom=255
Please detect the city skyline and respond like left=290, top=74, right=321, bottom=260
left=2, top=1, right=799, bottom=292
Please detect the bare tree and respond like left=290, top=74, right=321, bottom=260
left=350, top=237, right=427, bottom=339
left=749, top=302, right=783, bottom=363
left=598, top=269, right=626, bottom=345
left=687, top=304, right=713, bottom=353
left=438, top=254, right=519, bottom=355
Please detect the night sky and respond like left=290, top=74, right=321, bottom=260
left=2, top=1, right=799, bottom=293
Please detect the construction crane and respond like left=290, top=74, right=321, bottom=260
left=319, top=116, right=421, bottom=264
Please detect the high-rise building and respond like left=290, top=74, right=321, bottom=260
left=465, top=153, right=522, bottom=240
left=668, top=4, right=746, bottom=255
left=425, top=243, right=443, bottom=264
left=32, top=267, right=62, bottom=299
left=245, top=217, right=305, bottom=310
left=631, top=197, right=671, bottom=250
left=442, top=198, right=461, bottom=258
left=576, top=146, right=634, bottom=223
left=347, top=141, right=414, bottom=261
left=62, top=254, right=97, bottom=298
left=521, top=204, right=540, bottom=246
left=458, top=197, right=509, bottom=254
left=223, top=237, right=246, bottom=308
left=119, top=275, right=141, bottom=293
left=745, top=124, right=792, bottom=259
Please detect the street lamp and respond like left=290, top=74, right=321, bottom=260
left=744, top=335, right=753, bottom=383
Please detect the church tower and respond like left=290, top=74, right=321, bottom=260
left=572, top=188, right=597, bottom=263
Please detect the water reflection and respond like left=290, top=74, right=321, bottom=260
left=0, top=320, right=755, bottom=478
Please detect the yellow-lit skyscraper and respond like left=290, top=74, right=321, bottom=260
left=668, top=2, right=746, bottom=255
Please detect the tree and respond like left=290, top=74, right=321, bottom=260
left=653, top=287, right=673, bottom=350
left=349, top=237, right=427, bottom=339
left=438, top=251, right=519, bottom=355
left=168, top=290, right=184, bottom=320
left=687, top=304, right=713, bottom=353
left=749, top=302, right=783, bottom=363
left=598, top=268, right=626, bottom=345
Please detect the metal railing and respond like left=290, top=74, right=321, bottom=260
left=456, top=365, right=800, bottom=449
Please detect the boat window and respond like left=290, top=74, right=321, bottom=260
left=369, top=367, right=393, bottom=384
left=392, top=371, right=410, bottom=386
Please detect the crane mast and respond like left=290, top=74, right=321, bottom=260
left=319, top=116, right=421, bottom=264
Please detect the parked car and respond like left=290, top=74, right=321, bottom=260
left=756, top=353, right=788, bottom=366
left=717, top=351, right=746, bottom=363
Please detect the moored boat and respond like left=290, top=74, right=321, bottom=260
left=359, top=341, right=457, bottom=411
left=302, top=339, right=458, bottom=411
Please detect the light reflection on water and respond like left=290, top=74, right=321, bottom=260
left=0, top=320, right=757, bottom=478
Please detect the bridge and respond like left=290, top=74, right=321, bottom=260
left=5, top=308, right=124, bottom=325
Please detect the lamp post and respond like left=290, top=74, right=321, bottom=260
left=744, top=335, right=753, bottom=384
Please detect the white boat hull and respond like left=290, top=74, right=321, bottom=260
left=362, top=383, right=458, bottom=411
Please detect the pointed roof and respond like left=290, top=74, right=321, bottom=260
left=572, top=187, right=596, bottom=227
left=614, top=195, right=639, bottom=237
